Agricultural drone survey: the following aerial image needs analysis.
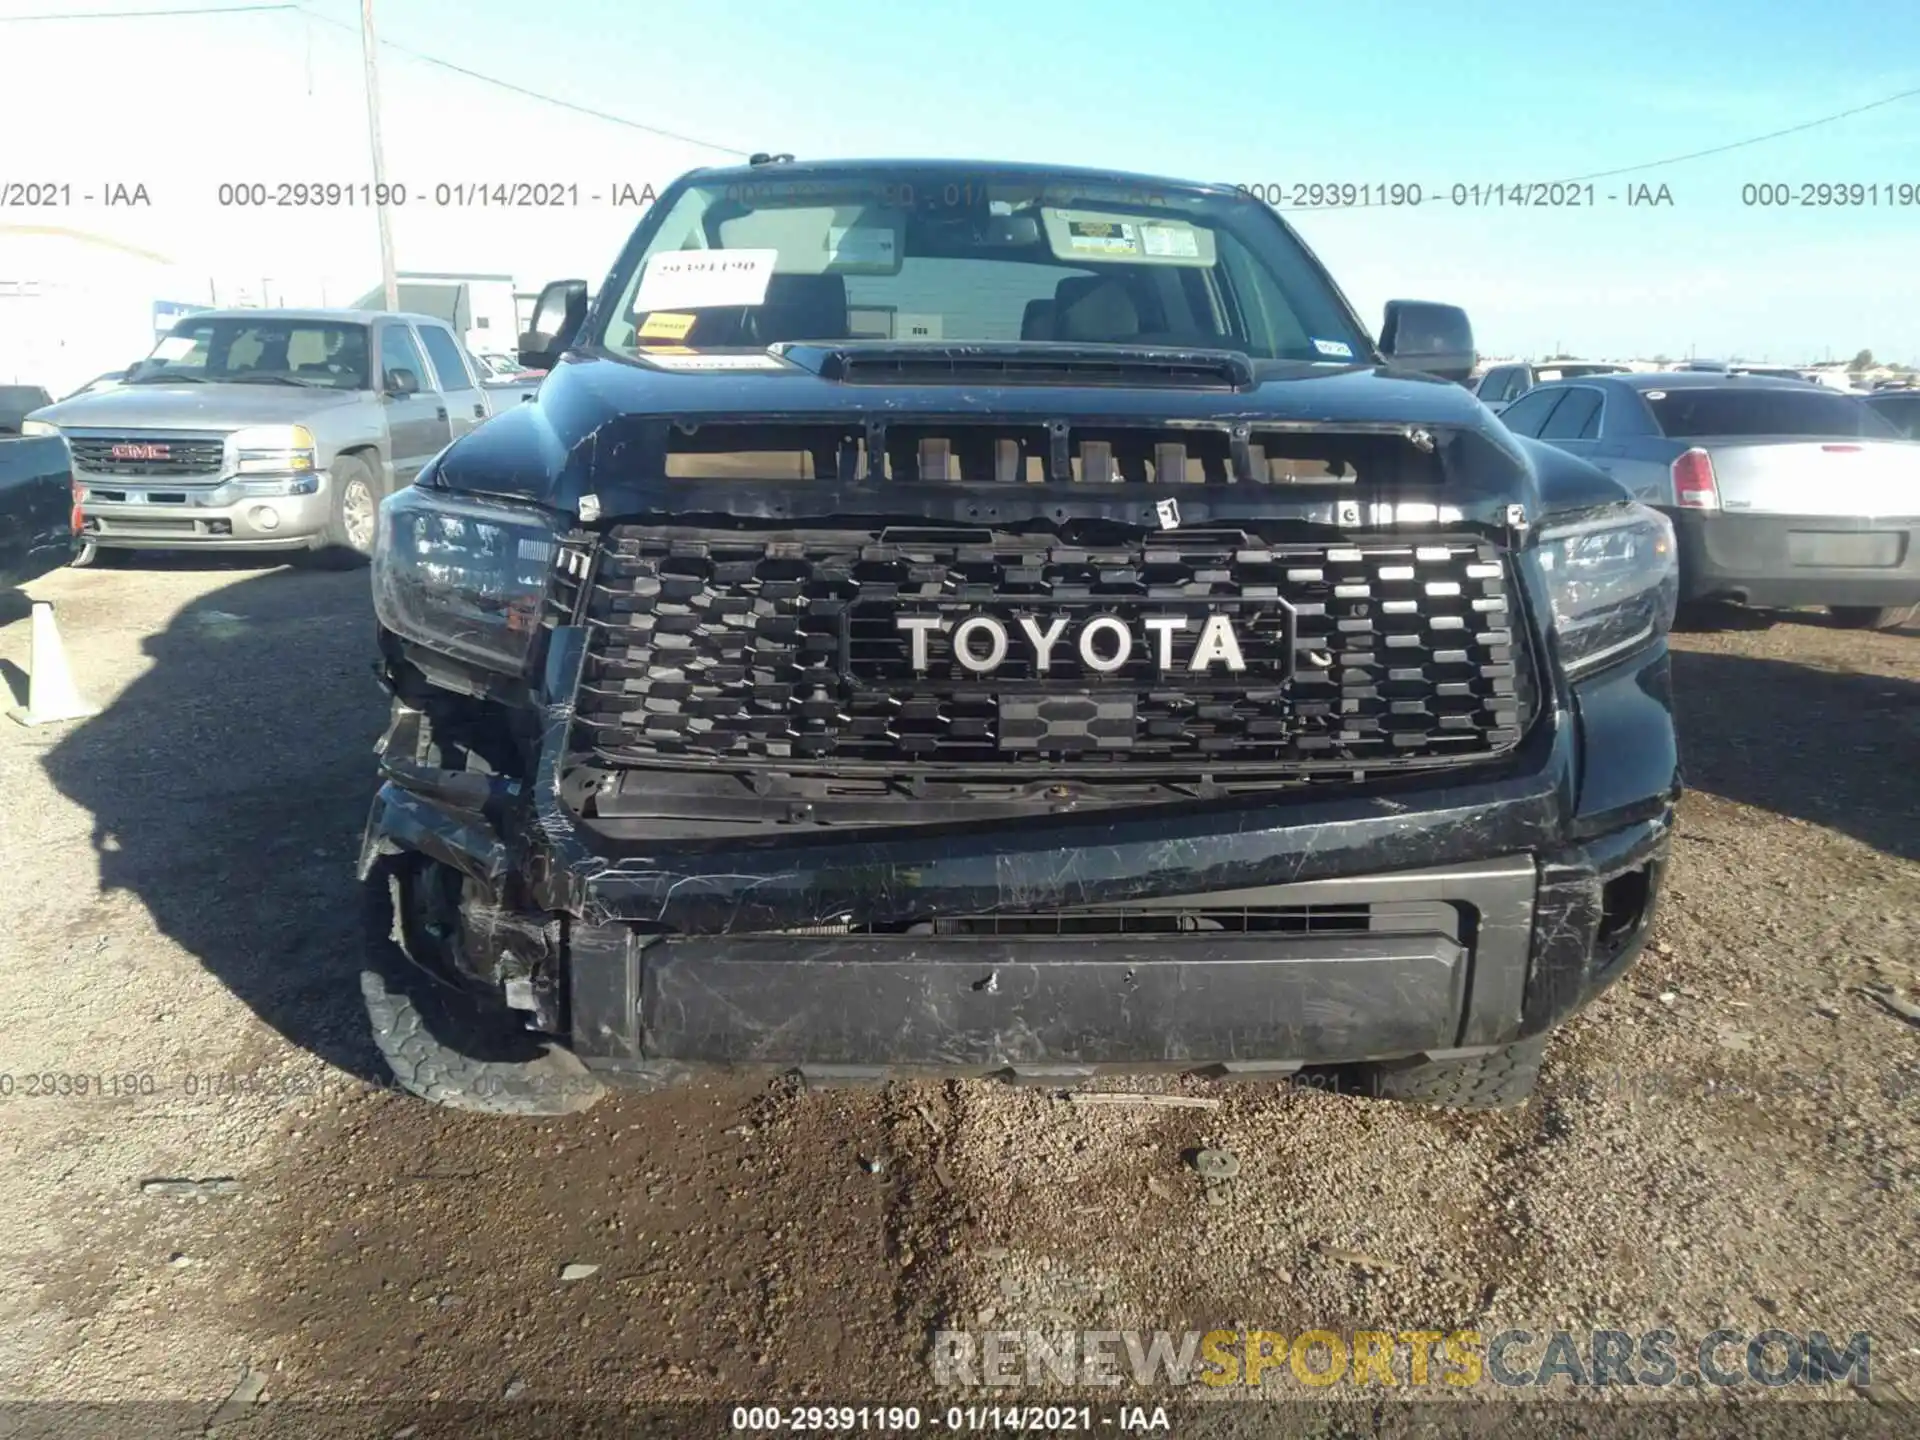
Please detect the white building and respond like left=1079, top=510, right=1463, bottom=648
left=0, top=226, right=216, bottom=397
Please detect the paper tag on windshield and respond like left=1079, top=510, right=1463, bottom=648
left=633, top=249, right=777, bottom=311
left=1313, top=338, right=1355, bottom=358
left=152, top=336, right=197, bottom=360
left=637, top=311, right=697, bottom=341
left=826, top=225, right=897, bottom=268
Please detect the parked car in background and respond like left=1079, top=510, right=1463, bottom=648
left=1503, top=372, right=1918, bottom=629
left=1672, top=360, right=1732, bottom=373
left=1473, top=360, right=1629, bottom=413
left=62, top=370, right=131, bottom=401
left=1863, top=388, right=1920, bottom=439
left=1, top=430, right=79, bottom=591
left=1728, top=365, right=1811, bottom=383
left=474, top=352, right=525, bottom=380
left=1, top=386, right=55, bottom=437
left=24, top=308, right=492, bottom=568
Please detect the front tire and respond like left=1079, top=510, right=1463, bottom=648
left=1828, top=604, right=1917, bottom=631
left=361, top=858, right=603, bottom=1116
left=300, top=454, right=380, bottom=570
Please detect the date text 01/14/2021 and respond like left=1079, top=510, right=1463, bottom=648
left=212, top=181, right=661, bottom=208
left=1231, top=181, right=1674, bottom=208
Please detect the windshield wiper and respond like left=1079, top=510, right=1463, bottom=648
left=126, top=370, right=205, bottom=384
left=226, top=374, right=319, bottom=387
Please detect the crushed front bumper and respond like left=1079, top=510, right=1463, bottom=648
left=359, top=628, right=1678, bottom=1079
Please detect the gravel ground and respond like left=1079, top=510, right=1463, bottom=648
left=0, top=562, right=1915, bottom=1438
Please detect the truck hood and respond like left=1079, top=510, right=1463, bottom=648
left=432, top=343, right=1602, bottom=531
left=33, top=383, right=364, bottom=432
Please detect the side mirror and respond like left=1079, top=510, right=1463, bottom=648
left=518, top=279, right=590, bottom=372
left=1379, top=300, right=1476, bottom=384
left=384, top=367, right=420, bottom=397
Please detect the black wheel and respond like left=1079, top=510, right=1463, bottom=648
left=1828, top=604, right=1917, bottom=631
left=300, top=453, right=380, bottom=570
left=1360, top=1036, right=1547, bottom=1111
left=360, top=858, right=603, bottom=1116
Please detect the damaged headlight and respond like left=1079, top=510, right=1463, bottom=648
left=1535, top=503, right=1678, bottom=678
left=372, top=480, right=566, bottom=676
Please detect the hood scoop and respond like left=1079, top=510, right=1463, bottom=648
left=801, top=343, right=1255, bottom=391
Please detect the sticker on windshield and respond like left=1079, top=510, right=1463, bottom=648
left=1646, top=390, right=1667, bottom=400
left=1064, top=218, right=1141, bottom=256
left=639, top=352, right=789, bottom=372
left=637, top=311, right=697, bottom=341
left=151, top=336, right=197, bottom=361
left=633, top=248, right=777, bottom=311
left=1139, top=223, right=1200, bottom=259
left=1313, top=338, right=1355, bottom=359
left=825, top=225, right=898, bottom=270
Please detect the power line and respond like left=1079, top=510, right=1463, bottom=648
left=0, top=4, right=294, bottom=18
left=290, top=2, right=749, bottom=157
left=1269, top=80, right=1920, bottom=212
left=1554, top=84, right=1920, bottom=183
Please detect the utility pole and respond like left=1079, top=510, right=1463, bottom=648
left=360, top=0, right=398, bottom=311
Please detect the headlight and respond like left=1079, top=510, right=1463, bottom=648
left=229, top=424, right=316, bottom=474
left=22, top=418, right=60, bottom=437
left=1536, top=503, right=1678, bottom=677
left=372, top=483, right=564, bottom=677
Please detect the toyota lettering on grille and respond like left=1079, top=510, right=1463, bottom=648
left=892, top=608, right=1292, bottom=678
left=109, top=442, right=171, bottom=461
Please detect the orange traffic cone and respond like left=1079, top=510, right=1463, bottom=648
left=8, top=600, right=99, bottom=726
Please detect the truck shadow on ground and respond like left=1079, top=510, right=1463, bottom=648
left=36, top=565, right=391, bottom=1083
left=23, top=564, right=1918, bottom=1081
left=1669, top=643, right=1919, bottom=862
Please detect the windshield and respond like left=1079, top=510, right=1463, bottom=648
left=596, top=169, right=1372, bottom=364
left=129, top=318, right=371, bottom=390
left=1646, top=387, right=1901, bottom=439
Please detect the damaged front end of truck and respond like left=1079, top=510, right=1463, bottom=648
left=354, top=159, right=1680, bottom=1114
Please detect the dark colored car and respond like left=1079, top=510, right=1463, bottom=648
left=1, top=431, right=80, bottom=592
left=357, top=157, right=1680, bottom=1117
left=1505, top=372, right=1919, bottom=629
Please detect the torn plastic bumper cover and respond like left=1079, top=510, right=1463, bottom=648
left=359, top=627, right=1673, bottom=1075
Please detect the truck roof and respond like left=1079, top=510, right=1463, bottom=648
left=683, top=155, right=1241, bottom=199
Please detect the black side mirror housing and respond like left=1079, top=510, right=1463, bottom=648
left=519, top=279, right=591, bottom=371
left=384, top=367, right=420, bottom=397
left=1379, top=300, right=1477, bottom=384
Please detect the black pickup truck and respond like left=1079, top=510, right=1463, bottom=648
left=358, top=157, right=1681, bottom=1115
left=1, top=387, right=77, bottom=592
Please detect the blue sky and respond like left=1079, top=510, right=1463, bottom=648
left=5, top=0, right=1918, bottom=362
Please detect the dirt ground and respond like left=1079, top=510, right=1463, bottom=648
left=0, top=559, right=1915, bottom=1438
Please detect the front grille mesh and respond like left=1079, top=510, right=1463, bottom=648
left=573, top=528, right=1534, bottom=773
left=68, top=434, right=225, bottom=477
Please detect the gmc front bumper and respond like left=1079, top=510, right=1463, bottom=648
left=359, top=627, right=1679, bottom=1080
